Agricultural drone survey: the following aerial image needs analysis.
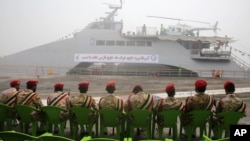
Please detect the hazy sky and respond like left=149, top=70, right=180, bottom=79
left=0, top=0, right=250, bottom=62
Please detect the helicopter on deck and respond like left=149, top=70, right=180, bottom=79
left=147, top=16, right=219, bottom=37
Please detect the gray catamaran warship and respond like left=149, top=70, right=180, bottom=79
left=1, top=1, right=249, bottom=78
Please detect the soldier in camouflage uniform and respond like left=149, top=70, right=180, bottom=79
left=70, top=81, right=98, bottom=135
left=98, top=81, right=124, bottom=135
left=17, top=80, right=43, bottom=109
left=99, top=81, right=124, bottom=112
left=216, top=80, right=246, bottom=113
left=0, top=80, right=22, bottom=125
left=154, top=83, right=184, bottom=112
left=70, top=81, right=98, bottom=111
left=47, top=82, right=70, bottom=110
left=184, top=79, right=215, bottom=112
left=181, top=79, right=215, bottom=137
left=0, top=80, right=21, bottom=106
left=154, top=83, right=184, bottom=129
left=124, top=84, right=154, bottom=135
left=16, top=80, right=43, bottom=126
left=212, top=81, right=247, bottom=138
left=47, top=82, right=70, bottom=132
left=124, top=84, right=154, bottom=113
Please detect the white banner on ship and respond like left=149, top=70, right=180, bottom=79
left=74, top=54, right=159, bottom=63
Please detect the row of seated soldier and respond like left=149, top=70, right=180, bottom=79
left=0, top=79, right=247, bottom=140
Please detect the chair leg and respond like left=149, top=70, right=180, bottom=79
left=60, top=123, right=65, bottom=136
left=173, top=126, right=179, bottom=141
left=31, top=122, right=37, bottom=136
left=159, top=127, right=163, bottom=139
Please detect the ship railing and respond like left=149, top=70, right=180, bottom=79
left=231, top=53, right=250, bottom=71
left=136, top=26, right=158, bottom=36
left=0, top=65, right=249, bottom=78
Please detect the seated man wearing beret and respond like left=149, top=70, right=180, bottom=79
left=70, top=81, right=98, bottom=111
left=47, top=82, right=70, bottom=133
left=70, top=81, right=99, bottom=135
left=0, top=80, right=22, bottom=125
left=47, top=82, right=70, bottom=110
left=181, top=79, right=215, bottom=137
left=16, top=80, right=44, bottom=128
left=154, top=83, right=184, bottom=112
left=0, top=80, right=21, bottom=106
left=211, top=80, right=247, bottom=138
left=184, top=79, right=215, bottom=112
left=153, top=83, right=184, bottom=129
left=98, top=81, right=124, bottom=135
left=17, top=80, right=43, bottom=109
left=99, top=81, right=124, bottom=112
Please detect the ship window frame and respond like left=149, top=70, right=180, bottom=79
left=96, top=40, right=105, bottom=46
left=126, top=41, right=136, bottom=46
left=116, top=40, right=125, bottom=46
left=136, top=41, right=145, bottom=46
left=106, top=40, right=116, bottom=46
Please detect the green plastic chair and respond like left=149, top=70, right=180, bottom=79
left=180, top=110, right=212, bottom=141
left=0, top=130, right=38, bottom=141
left=214, top=111, right=245, bottom=139
left=42, top=106, right=68, bottom=136
left=152, top=110, right=182, bottom=140
left=126, top=109, right=153, bottom=139
left=99, top=109, right=126, bottom=140
left=38, top=132, right=74, bottom=141
left=14, top=104, right=40, bottom=136
left=0, top=103, right=16, bottom=131
left=70, top=107, right=98, bottom=139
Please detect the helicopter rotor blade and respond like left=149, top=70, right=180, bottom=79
left=147, top=16, right=210, bottom=25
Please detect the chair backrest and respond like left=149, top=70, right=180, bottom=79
left=42, top=106, right=68, bottom=124
left=70, top=107, right=96, bottom=125
left=39, top=134, right=74, bottom=141
left=81, top=136, right=120, bottom=141
left=99, top=109, right=125, bottom=127
left=0, top=103, right=15, bottom=121
left=157, top=110, right=182, bottom=127
left=185, top=110, right=212, bottom=127
left=0, top=131, right=38, bottom=141
left=128, top=109, right=152, bottom=127
left=14, top=104, right=40, bottom=123
left=216, top=111, right=245, bottom=130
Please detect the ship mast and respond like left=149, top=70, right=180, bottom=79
left=102, top=0, right=122, bottom=22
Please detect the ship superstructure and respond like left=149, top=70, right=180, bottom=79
left=0, top=1, right=249, bottom=78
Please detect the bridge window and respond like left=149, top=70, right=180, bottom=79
left=116, top=40, right=125, bottom=46
left=106, top=40, right=115, bottom=46
left=136, top=41, right=145, bottom=46
left=126, top=41, right=136, bottom=46
left=96, top=40, right=105, bottom=46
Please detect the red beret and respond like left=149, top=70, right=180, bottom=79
left=224, top=80, right=233, bottom=89
left=26, top=80, right=38, bottom=85
left=79, top=82, right=89, bottom=87
left=54, top=82, right=64, bottom=89
left=10, top=80, right=20, bottom=87
left=195, top=79, right=207, bottom=89
left=106, top=81, right=115, bottom=87
left=165, top=83, right=175, bottom=92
